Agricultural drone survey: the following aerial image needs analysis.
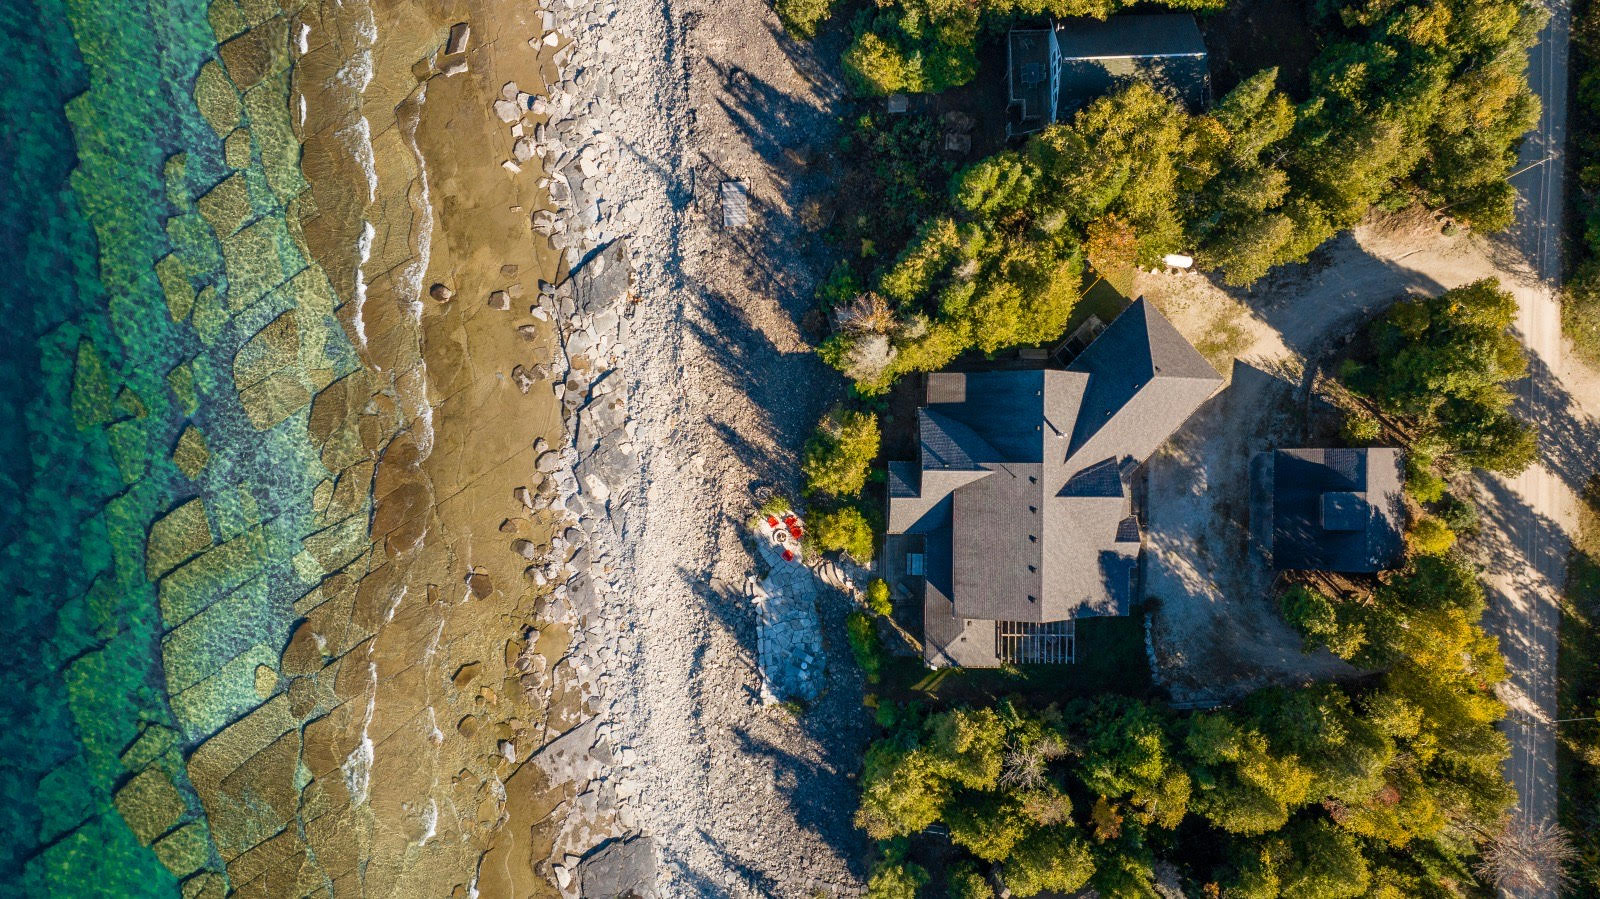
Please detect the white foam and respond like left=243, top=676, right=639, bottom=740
left=337, top=117, right=378, bottom=204
left=350, top=219, right=374, bottom=350
left=334, top=48, right=373, bottom=94
left=340, top=660, right=378, bottom=806
left=417, top=798, right=438, bottom=847
left=395, top=82, right=438, bottom=461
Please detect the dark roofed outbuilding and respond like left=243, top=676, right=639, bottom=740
left=1056, top=14, right=1209, bottom=113
left=1008, top=13, right=1209, bottom=135
left=1260, top=448, right=1405, bottom=573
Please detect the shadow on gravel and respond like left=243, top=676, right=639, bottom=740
left=1198, top=230, right=1449, bottom=357
left=670, top=559, right=875, bottom=882
left=709, top=57, right=811, bottom=169
left=761, top=22, right=846, bottom=97
left=1474, top=475, right=1566, bottom=819
left=1516, top=351, right=1600, bottom=499
left=682, top=286, right=837, bottom=490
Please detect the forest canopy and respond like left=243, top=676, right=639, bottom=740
left=807, top=0, right=1543, bottom=394
left=858, top=551, right=1515, bottom=897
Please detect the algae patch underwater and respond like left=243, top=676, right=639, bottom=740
left=1, top=0, right=373, bottom=891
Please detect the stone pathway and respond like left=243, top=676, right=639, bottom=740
left=750, top=512, right=827, bottom=703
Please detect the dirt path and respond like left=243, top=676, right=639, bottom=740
left=1492, top=4, right=1576, bottom=894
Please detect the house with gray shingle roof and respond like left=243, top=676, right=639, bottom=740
left=886, top=298, right=1223, bottom=668
left=1255, top=448, right=1405, bottom=573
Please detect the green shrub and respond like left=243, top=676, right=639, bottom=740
left=867, top=860, right=929, bottom=899
left=1342, top=407, right=1382, bottom=443
left=1438, top=492, right=1479, bottom=535
left=809, top=506, right=876, bottom=562
left=847, top=610, right=885, bottom=684
left=815, top=259, right=862, bottom=309
left=842, top=29, right=922, bottom=96
left=866, top=578, right=893, bottom=616
left=948, top=863, right=994, bottom=899
left=774, top=0, right=833, bottom=40
left=1405, top=463, right=1448, bottom=505
left=1565, top=263, right=1600, bottom=366
left=802, top=407, right=881, bottom=497
left=1280, top=584, right=1366, bottom=658
left=1001, top=828, right=1094, bottom=897
left=1409, top=516, right=1457, bottom=556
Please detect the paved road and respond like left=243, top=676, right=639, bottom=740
left=1494, top=1, right=1573, bottom=895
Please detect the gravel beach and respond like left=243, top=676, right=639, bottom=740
left=526, top=0, right=878, bottom=892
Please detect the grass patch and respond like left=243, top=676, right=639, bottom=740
left=1195, top=313, right=1252, bottom=371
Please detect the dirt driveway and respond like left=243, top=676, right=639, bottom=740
left=1137, top=207, right=1596, bottom=704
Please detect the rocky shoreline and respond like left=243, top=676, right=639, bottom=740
left=522, top=0, right=880, bottom=891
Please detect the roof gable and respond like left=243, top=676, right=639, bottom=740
left=1064, top=298, right=1222, bottom=469
left=890, top=297, right=1222, bottom=623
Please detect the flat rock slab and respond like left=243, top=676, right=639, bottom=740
left=569, top=239, right=631, bottom=316
left=579, top=836, right=658, bottom=898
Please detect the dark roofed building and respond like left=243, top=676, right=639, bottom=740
left=1258, top=448, right=1405, bottom=573
left=1056, top=14, right=1208, bottom=112
left=887, top=298, right=1223, bottom=667
left=1008, top=13, right=1209, bottom=135
left=1008, top=28, right=1061, bottom=135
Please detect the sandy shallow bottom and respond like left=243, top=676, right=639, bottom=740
left=160, top=0, right=586, bottom=894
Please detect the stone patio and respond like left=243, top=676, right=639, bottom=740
left=749, top=511, right=827, bottom=704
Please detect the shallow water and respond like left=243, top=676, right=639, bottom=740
left=1, top=0, right=370, bottom=890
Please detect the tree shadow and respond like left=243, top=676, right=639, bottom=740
left=680, top=285, right=839, bottom=494
left=1514, top=350, right=1600, bottom=500
left=1202, top=231, right=1450, bottom=361
left=666, top=554, right=875, bottom=885
left=1473, top=475, right=1566, bottom=825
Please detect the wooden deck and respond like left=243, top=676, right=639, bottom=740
left=995, top=619, right=1076, bottom=665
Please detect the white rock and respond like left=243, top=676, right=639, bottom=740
left=502, top=160, right=522, bottom=174
left=553, top=865, right=572, bottom=890
left=494, top=99, right=521, bottom=123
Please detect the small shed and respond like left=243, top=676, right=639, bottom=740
left=1056, top=14, right=1209, bottom=113
left=1007, top=28, right=1060, bottom=135
left=1008, top=13, right=1209, bottom=134
left=1258, top=447, right=1405, bottom=573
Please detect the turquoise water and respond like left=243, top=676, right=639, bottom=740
left=0, top=0, right=364, bottom=892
